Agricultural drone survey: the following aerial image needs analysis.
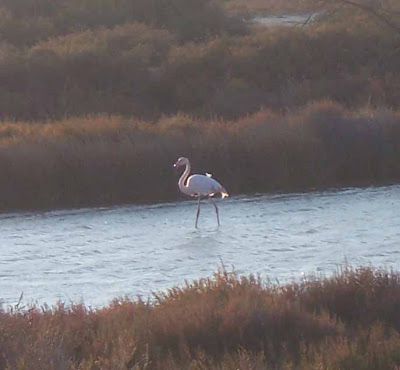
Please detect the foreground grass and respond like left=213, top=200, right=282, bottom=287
left=2, top=266, right=400, bottom=369
left=0, top=101, right=399, bottom=211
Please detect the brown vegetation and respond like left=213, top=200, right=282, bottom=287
left=0, top=101, right=399, bottom=211
left=0, top=0, right=399, bottom=121
left=1, top=266, right=400, bottom=369
left=0, top=0, right=399, bottom=210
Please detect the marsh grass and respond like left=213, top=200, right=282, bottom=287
left=0, top=101, right=399, bottom=210
left=0, top=1, right=399, bottom=210
left=1, top=266, right=400, bottom=369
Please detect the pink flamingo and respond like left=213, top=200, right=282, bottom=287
left=174, top=157, right=229, bottom=228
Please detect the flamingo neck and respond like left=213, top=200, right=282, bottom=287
left=178, top=161, right=192, bottom=196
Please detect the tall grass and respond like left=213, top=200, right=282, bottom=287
left=0, top=101, right=399, bottom=211
left=2, top=266, right=400, bottom=369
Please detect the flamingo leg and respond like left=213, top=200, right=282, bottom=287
left=210, top=197, right=220, bottom=226
left=195, top=196, right=201, bottom=228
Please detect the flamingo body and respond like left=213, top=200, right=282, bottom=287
left=185, top=174, right=227, bottom=197
left=174, top=157, right=228, bottom=228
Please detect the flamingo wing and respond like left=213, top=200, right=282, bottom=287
left=186, top=174, right=223, bottom=197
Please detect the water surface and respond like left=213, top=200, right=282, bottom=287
left=252, top=13, right=319, bottom=27
left=1, top=185, right=399, bottom=307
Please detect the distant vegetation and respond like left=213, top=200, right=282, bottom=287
left=0, top=0, right=246, bottom=120
left=0, top=0, right=399, bottom=209
left=2, top=266, right=400, bottom=369
left=0, top=0, right=399, bottom=121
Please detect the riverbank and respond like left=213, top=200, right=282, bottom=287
left=0, top=101, right=399, bottom=211
left=2, top=266, right=400, bottom=369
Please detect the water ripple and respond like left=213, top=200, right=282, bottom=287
left=1, top=185, right=400, bottom=306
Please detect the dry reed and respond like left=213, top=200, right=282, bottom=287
left=1, top=265, right=400, bottom=369
left=0, top=101, right=398, bottom=211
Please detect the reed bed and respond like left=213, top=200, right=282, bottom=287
left=1, top=265, right=400, bottom=369
left=0, top=101, right=399, bottom=211
left=0, top=0, right=399, bottom=210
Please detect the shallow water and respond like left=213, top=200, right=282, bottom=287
left=252, top=13, right=319, bottom=27
left=1, top=185, right=400, bottom=307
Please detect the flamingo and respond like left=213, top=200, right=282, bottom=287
left=174, top=157, right=229, bottom=228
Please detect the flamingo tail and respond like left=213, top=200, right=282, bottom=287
left=220, top=187, right=229, bottom=199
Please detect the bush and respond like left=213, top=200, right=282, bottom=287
left=0, top=2, right=398, bottom=120
left=1, top=266, right=400, bottom=369
left=0, top=0, right=244, bottom=47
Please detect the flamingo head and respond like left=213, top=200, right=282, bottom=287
left=173, top=157, right=188, bottom=168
